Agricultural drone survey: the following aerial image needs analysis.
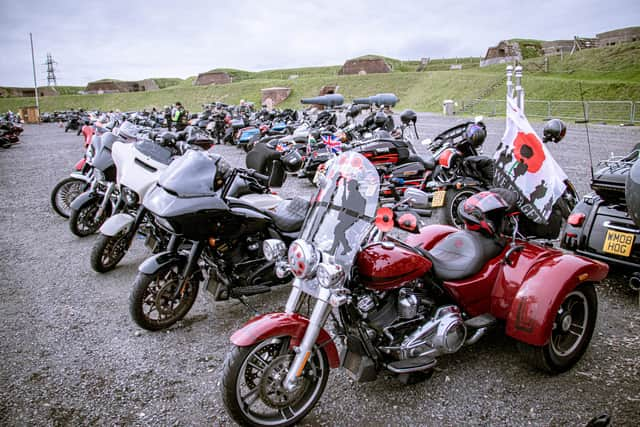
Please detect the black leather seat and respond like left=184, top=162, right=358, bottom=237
left=428, top=230, right=503, bottom=281
left=264, top=196, right=309, bottom=232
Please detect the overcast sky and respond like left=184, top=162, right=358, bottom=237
left=1, top=0, right=638, bottom=87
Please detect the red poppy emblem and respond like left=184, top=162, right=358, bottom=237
left=397, top=213, right=418, bottom=232
left=513, top=132, right=545, bottom=173
left=375, top=207, right=394, bottom=232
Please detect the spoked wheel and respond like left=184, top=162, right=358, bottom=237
left=50, top=177, right=88, bottom=218
left=518, top=283, right=597, bottom=374
left=129, top=263, right=199, bottom=331
left=222, top=337, right=329, bottom=427
left=90, top=230, right=131, bottom=273
left=69, top=198, right=112, bottom=237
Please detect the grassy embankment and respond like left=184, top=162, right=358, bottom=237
left=0, top=42, right=638, bottom=114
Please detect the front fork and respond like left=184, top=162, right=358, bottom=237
left=282, top=280, right=333, bottom=391
left=95, top=182, right=115, bottom=219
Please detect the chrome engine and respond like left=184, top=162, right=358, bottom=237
left=358, top=285, right=467, bottom=362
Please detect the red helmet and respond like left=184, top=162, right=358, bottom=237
left=460, top=191, right=511, bottom=236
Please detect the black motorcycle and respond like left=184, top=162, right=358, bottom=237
left=561, top=144, right=640, bottom=289
left=128, top=150, right=307, bottom=331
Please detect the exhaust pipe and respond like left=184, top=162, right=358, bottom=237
left=629, top=273, right=640, bottom=292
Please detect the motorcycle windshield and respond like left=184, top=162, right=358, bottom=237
left=158, top=150, right=222, bottom=197
left=301, top=151, right=380, bottom=269
left=134, top=139, right=174, bottom=165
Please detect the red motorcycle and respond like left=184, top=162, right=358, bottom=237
left=220, top=151, right=609, bottom=426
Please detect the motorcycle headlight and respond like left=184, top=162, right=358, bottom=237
left=263, top=239, right=286, bottom=262
left=287, top=239, right=320, bottom=278
left=316, top=262, right=345, bottom=289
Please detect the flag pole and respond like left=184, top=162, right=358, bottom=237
left=30, top=32, right=40, bottom=115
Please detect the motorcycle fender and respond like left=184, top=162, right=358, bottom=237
left=138, top=251, right=187, bottom=275
left=70, top=190, right=98, bottom=210
left=505, top=254, right=609, bottom=346
left=69, top=171, right=91, bottom=183
left=99, top=213, right=134, bottom=236
left=231, top=312, right=341, bottom=369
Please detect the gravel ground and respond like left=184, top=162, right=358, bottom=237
left=0, top=119, right=639, bottom=426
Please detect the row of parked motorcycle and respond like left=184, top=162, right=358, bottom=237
left=48, top=93, right=638, bottom=426
left=0, top=112, right=24, bottom=149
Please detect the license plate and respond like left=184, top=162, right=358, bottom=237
left=431, top=190, right=446, bottom=208
left=602, top=229, right=635, bottom=257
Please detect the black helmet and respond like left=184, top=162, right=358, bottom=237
left=460, top=191, right=511, bottom=237
left=374, top=112, right=388, bottom=127
left=400, top=109, right=417, bottom=125
left=465, top=123, right=486, bottom=148
left=161, top=132, right=176, bottom=147
left=543, top=119, right=566, bottom=143
left=281, top=149, right=303, bottom=173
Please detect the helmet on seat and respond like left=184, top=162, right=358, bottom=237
left=543, top=119, right=566, bottom=143
left=465, top=123, right=486, bottom=148
left=374, top=111, right=388, bottom=128
left=460, top=191, right=511, bottom=237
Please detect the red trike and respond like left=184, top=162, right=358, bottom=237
left=221, top=151, right=609, bottom=426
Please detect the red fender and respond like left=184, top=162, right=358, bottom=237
left=74, top=158, right=86, bottom=171
left=505, top=254, right=608, bottom=346
left=230, top=312, right=341, bottom=368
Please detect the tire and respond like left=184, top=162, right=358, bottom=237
left=69, top=197, right=112, bottom=237
left=90, top=230, right=131, bottom=273
left=221, top=337, right=329, bottom=427
left=433, top=188, right=478, bottom=229
left=50, top=177, right=88, bottom=219
left=129, top=263, right=199, bottom=331
left=517, top=282, right=597, bottom=374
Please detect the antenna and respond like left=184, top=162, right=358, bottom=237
left=45, top=52, right=57, bottom=86
left=578, top=82, right=594, bottom=181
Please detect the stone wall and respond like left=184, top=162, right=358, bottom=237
left=0, top=86, right=58, bottom=98
left=480, top=41, right=522, bottom=67
left=338, top=58, right=391, bottom=75
left=542, top=40, right=574, bottom=56
left=261, top=87, right=291, bottom=108
left=194, top=71, right=232, bottom=86
left=597, top=26, right=640, bottom=47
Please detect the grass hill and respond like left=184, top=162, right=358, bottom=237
left=1, top=44, right=639, bottom=114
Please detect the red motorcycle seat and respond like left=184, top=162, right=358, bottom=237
left=428, top=230, right=503, bottom=281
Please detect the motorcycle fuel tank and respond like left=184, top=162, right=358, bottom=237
left=357, top=242, right=432, bottom=291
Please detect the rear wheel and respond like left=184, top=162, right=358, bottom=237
left=518, top=283, right=597, bottom=374
left=129, top=263, right=199, bottom=331
left=69, top=197, right=112, bottom=237
left=222, top=337, right=329, bottom=427
left=51, top=177, right=88, bottom=218
left=433, top=188, right=478, bottom=228
left=90, top=230, right=131, bottom=273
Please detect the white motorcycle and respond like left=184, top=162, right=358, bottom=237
left=90, top=124, right=285, bottom=273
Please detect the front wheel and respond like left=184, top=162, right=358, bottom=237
left=222, top=337, right=329, bottom=427
left=517, top=282, right=597, bottom=374
left=90, top=230, right=132, bottom=273
left=129, top=263, right=199, bottom=331
left=50, top=177, right=88, bottom=218
left=69, top=197, right=112, bottom=237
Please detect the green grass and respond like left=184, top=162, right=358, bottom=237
left=1, top=43, right=638, bottom=114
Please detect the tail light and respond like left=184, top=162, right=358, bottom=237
left=568, top=213, right=586, bottom=226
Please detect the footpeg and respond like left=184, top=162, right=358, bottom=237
left=387, top=356, right=436, bottom=374
left=464, top=313, right=496, bottom=330
left=230, top=285, right=270, bottom=298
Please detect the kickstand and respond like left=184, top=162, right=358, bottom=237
left=238, top=296, right=259, bottom=315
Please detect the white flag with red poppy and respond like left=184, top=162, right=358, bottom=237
left=493, top=97, right=567, bottom=223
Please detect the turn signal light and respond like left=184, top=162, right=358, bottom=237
left=568, top=213, right=585, bottom=226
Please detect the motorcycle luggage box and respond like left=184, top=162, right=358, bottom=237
left=387, top=162, right=425, bottom=181
left=231, top=119, right=245, bottom=129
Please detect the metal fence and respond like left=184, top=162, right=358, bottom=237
left=462, top=99, right=639, bottom=124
